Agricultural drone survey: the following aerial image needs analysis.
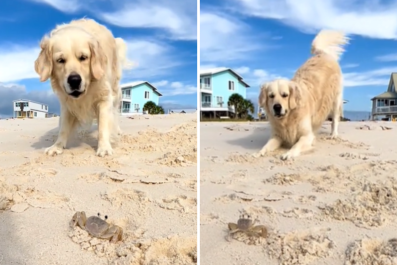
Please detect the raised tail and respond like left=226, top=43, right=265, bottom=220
left=115, top=37, right=135, bottom=71
left=311, top=30, right=349, bottom=61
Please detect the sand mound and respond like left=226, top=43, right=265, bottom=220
left=266, top=228, right=334, bottom=265
left=265, top=173, right=302, bottom=185
left=320, top=181, right=397, bottom=228
left=345, top=238, right=397, bottom=265
left=120, top=122, right=197, bottom=167
left=68, top=226, right=196, bottom=265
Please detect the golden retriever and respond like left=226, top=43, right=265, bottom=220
left=34, top=18, right=131, bottom=157
left=256, top=30, right=349, bottom=160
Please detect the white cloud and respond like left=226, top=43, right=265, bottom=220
left=98, top=0, right=196, bottom=40
left=375, top=53, right=397, bottom=62
left=122, top=39, right=183, bottom=80
left=343, top=67, right=395, bottom=87
left=30, top=0, right=81, bottom=13
left=152, top=80, right=196, bottom=96
left=342, top=63, right=360, bottom=69
left=231, top=0, right=397, bottom=39
left=28, top=0, right=196, bottom=40
left=0, top=45, right=40, bottom=83
left=200, top=12, right=264, bottom=64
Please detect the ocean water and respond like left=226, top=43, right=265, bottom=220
left=343, top=110, right=372, bottom=121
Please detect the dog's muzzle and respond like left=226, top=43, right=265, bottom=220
left=67, top=74, right=83, bottom=98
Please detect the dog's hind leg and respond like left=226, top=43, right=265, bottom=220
left=330, top=94, right=342, bottom=139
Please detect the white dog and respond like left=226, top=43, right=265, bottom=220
left=34, top=18, right=131, bottom=157
left=256, top=30, right=349, bottom=160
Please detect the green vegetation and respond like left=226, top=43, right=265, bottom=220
left=143, top=101, right=165, bottom=115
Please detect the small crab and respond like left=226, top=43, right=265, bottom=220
left=228, top=214, right=268, bottom=238
left=71, top=211, right=123, bottom=243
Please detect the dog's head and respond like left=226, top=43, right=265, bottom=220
left=259, top=79, right=303, bottom=119
left=34, top=27, right=106, bottom=99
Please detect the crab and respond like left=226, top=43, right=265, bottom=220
left=71, top=211, right=123, bottom=243
left=228, top=214, right=268, bottom=238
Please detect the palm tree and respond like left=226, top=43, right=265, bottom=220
left=238, top=99, right=255, bottom=119
left=153, top=105, right=165, bottom=114
left=228, top=93, right=244, bottom=119
left=143, top=101, right=157, bottom=114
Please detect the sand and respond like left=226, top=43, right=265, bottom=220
left=0, top=113, right=197, bottom=265
left=200, top=121, right=397, bottom=265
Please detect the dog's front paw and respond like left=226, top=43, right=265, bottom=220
left=328, top=133, right=339, bottom=140
left=45, top=144, right=64, bottom=156
left=96, top=143, right=113, bottom=157
left=252, top=151, right=265, bottom=158
left=280, top=151, right=298, bottom=161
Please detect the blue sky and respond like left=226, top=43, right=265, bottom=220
left=200, top=0, right=397, bottom=112
left=0, top=0, right=197, bottom=117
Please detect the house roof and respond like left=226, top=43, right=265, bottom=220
left=371, top=73, right=397, bottom=100
left=200, top=67, right=250, bottom=87
left=12, top=99, right=48, bottom=106
left=120, top=81, right=162, bottom=96
left=371, top=91, right=397, bottom=100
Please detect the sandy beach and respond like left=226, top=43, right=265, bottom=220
left=200, top=121, right=397, bottom=265
left=0, top=113, right=197, bottom=265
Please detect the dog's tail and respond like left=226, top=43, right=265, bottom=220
left=115, top=37, right=135, bottom=70
left=311, top=30, right=349, bottom=61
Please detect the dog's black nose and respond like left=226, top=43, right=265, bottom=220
left=67, top=74, right=82, bottom=90
left=273, top=104, right=282, bottom=113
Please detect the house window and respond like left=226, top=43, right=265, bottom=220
left=203, top=77, right=210, bottom=85
left=229, top=81, right=235, bottom=90
left=34, top=112, right=37, bottom=117
left=392, top=83, right=395, bottom=92
left=42, top=105, right=44, bottom=109
left=24, top=102, right=28, bottom=107
left=45, top=106, right=48, bottom=110
left=15, top=102, right=19, bottom=107
left=203, top=95, right=211, bottom=102
left=216, top=96, right=223, bottom=103
left=144, top=91, right=150, bottom=99
left=134, top=104, right=140, bottom=110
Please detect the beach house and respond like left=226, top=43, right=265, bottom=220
left=200, top=67, right=250, bottom=119
left=370, top=73, right=397, bottom=121
left=12, top=99, right=48, bottom=118
left=120, top=81, right=162, bottom=115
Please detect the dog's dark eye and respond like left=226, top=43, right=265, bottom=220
left=269, top=95, right=275, bottom=99
left=56, top=58, right=65, bottom=63
left=79, top=55, right=87, bottom=61
left=282, top=94, right=288, bottom=98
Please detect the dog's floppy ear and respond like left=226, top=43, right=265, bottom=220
left=34, top=37, right=53, bottom=82
left=89, top=39, right=106, bottom=80
left=258, top=83, right=269, bottom=107
left=288, top=81, right=303, bottom=110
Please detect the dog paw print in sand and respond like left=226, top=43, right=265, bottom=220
left=226, top=153, right=256, bottom=164
left=156, top=195, right=197, bottom=214
left=345, top=238, right=397, bottom=265
left=226, top=214, right=268, bottom=245
left=101, top=189, right=150, bottom=209
left=215, top=191, right=283, bottom=204
left=266, top=228, right=335, bottom=265
left=339, top=152, right=369, bottom=160
left=156, top=152, right=196, bottom=167
left=319, top=181, right=397, bottom=228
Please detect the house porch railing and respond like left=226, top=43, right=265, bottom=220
left=200, top=84, right=212, bottom=90
left=122, top=94, right=131, bottom=99
left=373, top=106, right=397, bottom=114
left=201, top=102, right=235, bottom=112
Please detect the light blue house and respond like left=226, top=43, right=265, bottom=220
left=120, top=81, right=162, bottom=114
left=200, top=67, right=250, bottom=119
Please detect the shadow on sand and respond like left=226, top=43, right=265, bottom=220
left=30, top=125, right=99, bottom=152
left=226, top=124, right=272, bottom=151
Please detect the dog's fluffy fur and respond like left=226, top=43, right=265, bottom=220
left=34, top=18, right=131, bottom=157
left=256, top=29, right=349, bottom=160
